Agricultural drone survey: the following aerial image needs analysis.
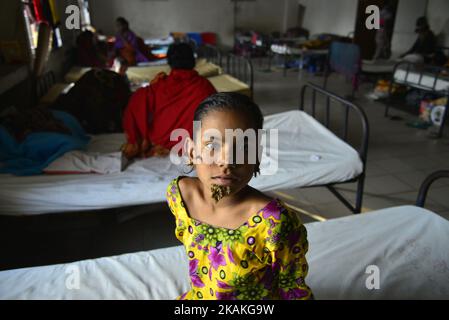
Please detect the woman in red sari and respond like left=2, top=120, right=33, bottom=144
left=122, top=43, right=217, bottom=159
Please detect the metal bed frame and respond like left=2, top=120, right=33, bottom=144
left=196, top=47, right=254, bottom=99
left=223, top=53, right=254, bottom=99
left=196, top=44, right=222, bottom=68
left=300, top=82, right=370, bottom=214
left=34, top=71, right=56, bottom=106
left=416, top=170, right=449, bottom=208
left=385, top=61, right=449, bottom=138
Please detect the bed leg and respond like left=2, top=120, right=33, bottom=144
left=323, top=74, right=329, bottom=90
left=436, top=99, right=449, bottom=138
left=354, top=175, right=365, bottom=214
left=385, top=74, right=396, bottom=118
left=385, top=93, right=391, bottom=117
left=327, top=185, right=362, bottom=214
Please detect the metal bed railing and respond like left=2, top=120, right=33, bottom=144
left=35, top=71, right=56, bottom=105
left=223, top=53, right=254, bottom=99
left=300, top=82, right=370, bottom=214
left=416, top=170, right=449, bottom=208
left=385, top=61, right=449, bottom=138
left=196, top=44, right=222, bottom=67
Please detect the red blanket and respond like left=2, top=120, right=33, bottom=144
left=122, top=69, right=216, bottom=159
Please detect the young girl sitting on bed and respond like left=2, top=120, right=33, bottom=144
left=166, top=93, right=313, bottom=300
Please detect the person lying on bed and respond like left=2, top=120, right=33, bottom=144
left=51, top=68, right=131, bottom=134
left=166, top=93, right=314, bottom=300
left=0, top=106, right=90, bottom=176
left=122, top=43, right=217, bottom=159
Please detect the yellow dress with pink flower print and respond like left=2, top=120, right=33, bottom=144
left=166, top=177, right=314, bottom=300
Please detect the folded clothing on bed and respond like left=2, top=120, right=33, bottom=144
left=0, top=110, right=90, bottom=176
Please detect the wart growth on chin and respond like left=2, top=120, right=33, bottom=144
left=211, top=184, right=231, bottom=202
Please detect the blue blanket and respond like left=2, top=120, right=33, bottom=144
left=0, top=111, right=91, bottom=176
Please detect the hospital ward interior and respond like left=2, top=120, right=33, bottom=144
left=1, top=0, right=449, bottom=301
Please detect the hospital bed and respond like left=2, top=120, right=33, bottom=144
left=300, top=83, right=369, bottom=213
left=126, top=58, right=222, bottom=84
left=40, top=73, right=249, bottom=108
left=0, top=84, right=367, bottom=217
left=222, top=53, right=254, bottom=98
left=41, top=57, right=242, bottom=106
left=385, top=61, right=449, bottom=138
left=1, top=171, right=448, bottom=300
left=361, top=59, right=396, bottom=74
left=197, top=44, right=222, bottom=68
left=270, top=44, right=329, bottom=77
left=360, top=59, right=397, bottom=87
left=44, top=51, right=244, bottom=105
left=126, top=53, right=252, bottom=96
left=63, top=58, right=222, bottom=85
left=208, top=74, right=251, bottom=97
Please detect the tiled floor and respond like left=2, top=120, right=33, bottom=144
left=252, top=61, right=449, bottom=223
left=2, top=60, right=449, bottom=270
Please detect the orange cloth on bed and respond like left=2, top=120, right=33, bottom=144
left=122, top=69, right=216, bottom=159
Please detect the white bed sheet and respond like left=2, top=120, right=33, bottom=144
left=0, top=110, right=363, bottom=216
left=394, top=68, right=449, bottom=92
left=271, top=44, right=328, bottom=56
left=1, top=206, right=448, bottom=300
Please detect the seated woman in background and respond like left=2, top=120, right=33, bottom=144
left=115, top=17, right=153, bottom=66
left=399, top=17, right=446, bottom=65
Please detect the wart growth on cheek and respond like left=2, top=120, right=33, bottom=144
left=211, top=184, right=231, bottom=202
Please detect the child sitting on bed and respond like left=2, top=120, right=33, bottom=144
left=166, top=93, right=313, bottom=300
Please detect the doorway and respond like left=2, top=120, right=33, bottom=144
left=353, top=0, right=399, bottom=60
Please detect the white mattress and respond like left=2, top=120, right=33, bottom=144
left=1, top=206, right=448, bottom=300
left=0, top=110, right=363, bottom=216
left=394, top=68, right=449, bottom=92
left=270, top=44, right=328, bottom=56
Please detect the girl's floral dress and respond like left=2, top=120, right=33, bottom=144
left=166, top=177, right=313, bottom=300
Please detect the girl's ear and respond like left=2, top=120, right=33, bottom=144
left=184, top=137, right=196, bottom=165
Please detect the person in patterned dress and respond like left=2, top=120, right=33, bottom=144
left=166, top=93, right=313, bottom=300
